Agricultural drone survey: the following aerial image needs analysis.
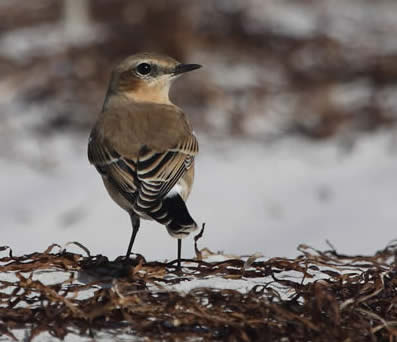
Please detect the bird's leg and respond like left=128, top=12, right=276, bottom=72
left=126, top=213, right=140, bottom=257
left=177, top=238, right=182, bottom=269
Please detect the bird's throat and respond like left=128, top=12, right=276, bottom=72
left=120, top=78, right=172, bottom=105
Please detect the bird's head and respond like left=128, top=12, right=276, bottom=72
left=108, top=52, right=201, bottom=104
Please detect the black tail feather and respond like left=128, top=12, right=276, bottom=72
left=162, top=193, right=196, bottom=233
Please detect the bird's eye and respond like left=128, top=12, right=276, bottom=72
left=136, top=63, right=151, bottom=75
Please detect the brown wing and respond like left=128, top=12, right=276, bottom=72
left=88, top=112, right=198, bottom=223
left=88, top=128, right=139, bottom=204
left=134, top=134, right=198, bottom=215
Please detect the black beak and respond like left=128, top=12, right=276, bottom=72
left=172, top=63, right=202, bottom=76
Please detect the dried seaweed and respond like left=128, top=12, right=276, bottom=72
left=1, top=240, right=397, bottom=341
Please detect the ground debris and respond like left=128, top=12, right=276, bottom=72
left=1, top=242, right=397, bottom=341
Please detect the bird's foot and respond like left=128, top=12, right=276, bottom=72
left=116, top=253, right=146, bottom=266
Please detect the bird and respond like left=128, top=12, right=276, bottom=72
left=87, top=52, right=201, bottom=269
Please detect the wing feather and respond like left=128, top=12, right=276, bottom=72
left=88, top=128, right=198, bottom=219
left=134, top=134, right=198, bottom=211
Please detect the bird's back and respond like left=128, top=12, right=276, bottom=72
left=88, top=97, right=198, bottom=236
left=102, top=99, right=193, bottom=156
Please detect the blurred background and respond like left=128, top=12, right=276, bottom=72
left=1, top=0, right=397, bottom=260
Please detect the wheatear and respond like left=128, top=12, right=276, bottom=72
left=88, top=52, right=201, bottom=268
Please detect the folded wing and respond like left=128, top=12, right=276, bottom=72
left=88, top=129, right=198, bottom=230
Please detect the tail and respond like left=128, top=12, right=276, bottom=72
left=162, top=193, right=197, bottom=238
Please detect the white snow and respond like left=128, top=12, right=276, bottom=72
left=1, top=329, right=141, bottom=342
left=2, top=130, right=397, bottom=261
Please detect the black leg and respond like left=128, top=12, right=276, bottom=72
left=177, top=238, right=182, bottom=269
left=126, top=214, right=140, bottom=257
